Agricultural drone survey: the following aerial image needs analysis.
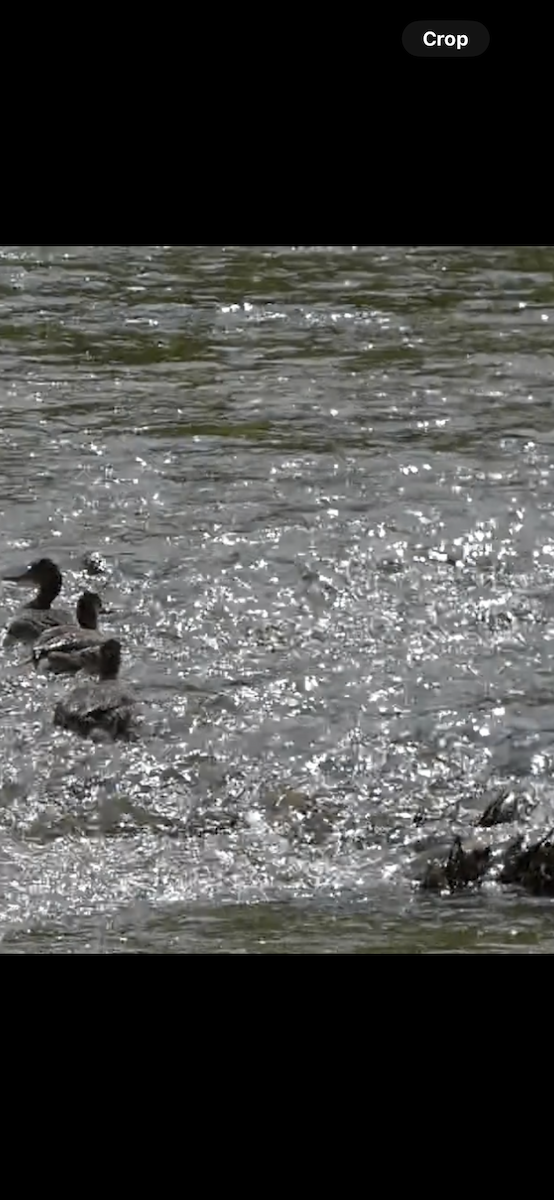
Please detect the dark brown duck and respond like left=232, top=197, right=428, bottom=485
left=32, top=590, right=112, bottom=674
left=3, top=557, right=75, bottom=642
left=53, top=639, right=135, bottom=740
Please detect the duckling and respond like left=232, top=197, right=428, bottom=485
left=53, top=639, right=135, bottom=740
left=3, top=557, right=75, bottom=642
left=32, top=591, right=112, bottom=674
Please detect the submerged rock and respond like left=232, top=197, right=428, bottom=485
left=181, top=810, right=240, bottom=838
left=420, top=836, right=492, bottom=893
left=82, top=552, right=107, bottom=577
left=479, top=609, right=513, bottom=632
left=263, top=787, right=338, bottom=845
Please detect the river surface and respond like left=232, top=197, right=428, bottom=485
left=1, top=245, right=554, bottom=953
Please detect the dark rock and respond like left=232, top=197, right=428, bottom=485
left=421, top=836, right=491, bottom=893
left=477, top=789, right=518, bottom=828
left=499, top=831, right=554, bottom=896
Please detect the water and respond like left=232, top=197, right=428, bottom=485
left=2, top=245, right=554, bottom=953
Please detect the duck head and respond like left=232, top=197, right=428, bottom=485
left=76, top=591, right=113, bottom=629
left=2, top=558, right=63, bottom=602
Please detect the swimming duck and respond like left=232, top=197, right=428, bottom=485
left=3, top=557, right=75, bottom=642
left=32, top=591, right=112, bottom=674
left=53, top=638, right=135, bottom=740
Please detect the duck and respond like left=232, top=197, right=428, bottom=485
left=53, top=638, right=135, bottom=740
left=32, top=591, right=112, bottom=674
left=2, top=557, right=75, bottom=642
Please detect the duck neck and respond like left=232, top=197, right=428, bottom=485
left=79, top=611, right=98, bottom=630
left=100, top=667, right=119, bottom=681
left=28, top=579, right=62, bottom=610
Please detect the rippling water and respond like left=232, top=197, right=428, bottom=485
left=2, top=245, right=554, bottom=953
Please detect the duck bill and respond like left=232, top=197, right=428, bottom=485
left=2, top=565, right=35, bottom=585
